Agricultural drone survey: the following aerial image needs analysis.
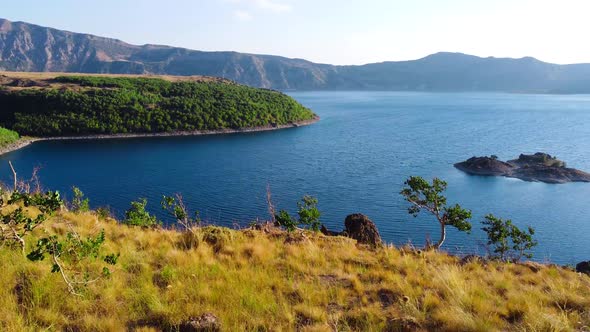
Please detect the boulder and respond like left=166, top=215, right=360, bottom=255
left=179, top=313, right=221, bottom=332
left=576, top=261, right=590, bottom=275
left=343, top=214, right=382, bottom=246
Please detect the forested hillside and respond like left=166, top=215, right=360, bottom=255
left=0, top=74, right=316, bottom=137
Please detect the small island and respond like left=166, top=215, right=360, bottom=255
left=454, top=152, right=590, bottom=184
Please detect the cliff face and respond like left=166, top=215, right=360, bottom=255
left=4, top=18, right=590, bottom=92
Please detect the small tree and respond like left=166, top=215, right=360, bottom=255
left=71, top=186, right=90, bottom=213
left=297, top=195, right=321, bottom=231
left=400, top=176, right=472, bottom=249
left=123, top=198, right=160, bottom=227
left=27, top=229, right=118, bottom=296
left=481, top=214, right=537, bottom=262
left=161, top=194, right=201, bottom=231
left=0, top=191, right=63, bottom=254
left=275, top=195, right=321, bottom=232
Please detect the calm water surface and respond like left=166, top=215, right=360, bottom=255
left=2, top=91, right=590, bottom=264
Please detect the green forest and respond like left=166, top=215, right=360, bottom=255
left=0, top=76, right=316, bottom=136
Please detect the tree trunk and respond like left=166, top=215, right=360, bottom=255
left=434, top=222, right=446, bottom=249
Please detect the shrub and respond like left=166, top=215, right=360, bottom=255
left=297, top=195, right=321, bottom=231
left=161, top=194, right=200, bottom=231
left=122, top=198, right=160, bottom=228
left=275, top=210, right=298, bottom=232
left=96, top=207, right=112, bottom=220
left=481, top=214, right=538, bottom=262
left=27, top=229, right=118, bottom=295
left=0, top=191, right=63, bottom=253
left=275, top=195, right=322, bottom=232
left=71, top=186, right=90, bottom=213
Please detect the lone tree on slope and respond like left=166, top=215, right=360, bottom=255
left=400, top=176, right=472, bottom=249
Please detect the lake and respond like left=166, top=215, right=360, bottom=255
left=2, top=91, right=589, bottom=264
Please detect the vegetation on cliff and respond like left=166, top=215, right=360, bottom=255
left=0, top=74, right=316, bottom=137
left=0, top=175, right=588, bottom=331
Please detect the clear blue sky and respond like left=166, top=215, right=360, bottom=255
left=3, top=0, right=589, bottom=65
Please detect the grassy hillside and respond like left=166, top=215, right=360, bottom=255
left=1, top=203, right=589, bottom=331
left=0, top=73, right=317, bottom=137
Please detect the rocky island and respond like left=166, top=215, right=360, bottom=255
left=454, top=152, right=590, bottom=184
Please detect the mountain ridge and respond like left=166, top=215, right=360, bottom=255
left=2, top=18, right=590, bottom=92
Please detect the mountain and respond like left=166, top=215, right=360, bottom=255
left=2, top=18, right=590, bottom=93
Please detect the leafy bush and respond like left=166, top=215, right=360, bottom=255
left=27, top=229, right=118, bottom=295
left=275, top=195, right=322, bottom=232
left=400, top=176, right=472, bottom=249
left=275, top=210, right=298, bottom=232
left=161, top=194, right=200, bottom=230
left=0, top=191, right=63, bottom=253
left=297, top=195, right=321, bottom=231
left=122, top=198, right=160, bottom=228
left=71, top=187, right=90, bottom=213
left=481, top=214, right=538, bottom=262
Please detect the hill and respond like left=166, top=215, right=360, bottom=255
left=1, top=201, right=589, bottom=331
left=3, top=18, right=590, bottom=92
left=0, top=72, right=317, bottom=137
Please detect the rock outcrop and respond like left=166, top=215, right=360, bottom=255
left=576, top=261, right=590, bottom=276
left=343, top=214, right=382, bottom=246
left=454, top=153, right=590, bottom=184
left=179, top=313, right=221, bottom=332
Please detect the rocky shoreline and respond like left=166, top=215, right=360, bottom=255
left=0, top=116, right=319, bottom=156
left=454, top=152, right=590, bottom=184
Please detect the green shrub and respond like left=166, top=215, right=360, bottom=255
left=481, top=214, right=538, bottom=262
left=27, top=229, right=117, bottom=295
left=122, top=198, right=160, bottom=228
left=275, top=210, right=298, bottom=232
left=275, top=195, right=322, bottom=232
left=71, top=187, right=90, bottom=213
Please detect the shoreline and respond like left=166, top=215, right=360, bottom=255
left=0, top=116, right=319, bottom=156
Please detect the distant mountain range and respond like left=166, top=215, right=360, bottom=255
left=2, top=17, right=590, bottom=93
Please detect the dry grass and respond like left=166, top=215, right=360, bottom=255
left=0, top=71, right=227, bottom=83
left=0, top=71, right=232, bottom=93
left=1, top=209, right=589, bottom=331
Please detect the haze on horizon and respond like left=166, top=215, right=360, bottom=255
left=3, top=0, right=590, bottom=66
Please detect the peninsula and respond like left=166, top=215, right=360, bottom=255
left=0, top=72, right=318, bottom=153
left=454, top=153, right=590, bottom=184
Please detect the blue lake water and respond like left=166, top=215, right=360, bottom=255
left=2, top=91, right=590, bottom=264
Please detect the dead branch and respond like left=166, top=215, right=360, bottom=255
left=266, top=184, right=276, bottom=224
left=8, top=161, right=16, bottom=192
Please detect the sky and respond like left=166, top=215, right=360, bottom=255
left=2, top=0, right=590, bottom=65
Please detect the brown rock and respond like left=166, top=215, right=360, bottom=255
left=179, top=313, right=221, bottom=332
left=576, top=261, right=590, bottom=275
left=343, top=214, right=382, bottom=246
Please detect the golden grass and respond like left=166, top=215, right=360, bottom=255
left=1, top=209, right=589, bottom=331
